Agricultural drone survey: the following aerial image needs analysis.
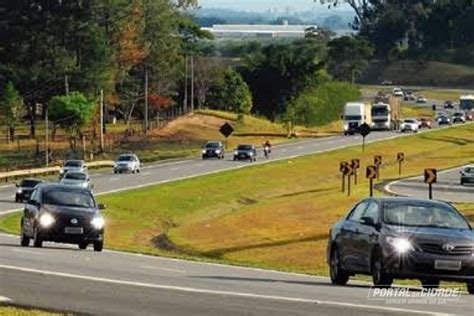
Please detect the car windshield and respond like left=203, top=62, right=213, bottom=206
left=344, top=115, right=362, bottom=120
left=404, top=120, right=415, bottom=124
left=64, top=160, right=83, bottom=167
left=118, top=155, right=134, bottom=162
left=43, top=189, right=95, bottom=208
left=64, top=173, right=87, bottom=181
left=454, top=113, right=463, bottom=116
left=464, top=167, right=474, bottom=173
left=383, top=201, right=470, bottom=229
left=205, top=142, right=220, bottom=148
left=372, top=107, right=389, bottom=116
left=237, top=145, right=253, bottom=150
left=20, top=180, right=41, bottom=188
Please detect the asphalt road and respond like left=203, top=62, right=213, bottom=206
left=387, top=166, right=474, bottom=203
left=1, top=233, right=473, bottom=316
left=2, top=127, right=474, bottom=315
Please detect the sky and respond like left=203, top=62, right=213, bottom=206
left=198, top=0, right=351, bottom=12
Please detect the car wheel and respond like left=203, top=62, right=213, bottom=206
left=15, top=195, right=20, bottom=203
left=78, top=242, right=88, bottom=250
left=421, top=278, right=439, bottom=289
left=329, top=247, right=350, bottom=286
left=467, top=281, right=474, bottom=294
left=20, top=225, right=30, bottom=247
left=202, top=156, right=206, bottom=160
left=93, top=241, right=103, bottom=252
left=33, top=228, right=43, bottom=248
left=136, top=169, right=140, bottom=173
left=233, top=157, right=237, bottom=161
left=114, top=170, right=117, bottom=174
left=372, top=251, right=393, bottom=288
left=461, top=180, right=465, bottom=186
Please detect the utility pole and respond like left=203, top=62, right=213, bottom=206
left=190, top=55, right=194, bottom=113
left=183, top=55, right=188, bottom=113
left=144, top=68, right=149, bottom=134
left=45, top=106, right=49, bottom=167
left=64, top=75, right=69, bottom=94
left=100, top=89, right=104, bottom=151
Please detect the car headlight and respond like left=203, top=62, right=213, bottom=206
left=91, top=216, right=105, bottom=229
left=17, top=188, right=23, bottom=194
left=39, top=213, right=55, bottom=228
left=202, top=150, right=206, bottom=154
left=343, top=124, right=349, bottom=131
left=59, top=169, right=65, bottom=175
left=386, top=237, right=413, bottom=253
left=215, top=150, right=221, bottom=154
left=234, top=150, right=238, bottom=155
left=248, top=152, right=253, bottom=156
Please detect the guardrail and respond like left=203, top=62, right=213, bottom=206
left=0, top=161, right=115, bottom=183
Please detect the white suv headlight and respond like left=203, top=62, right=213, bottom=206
left=386, top=237, right=413, bottom=253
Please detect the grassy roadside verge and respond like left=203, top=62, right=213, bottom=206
left=2, top=124, right=474, bottom=279
left=0, top=306, right=69, bottom=316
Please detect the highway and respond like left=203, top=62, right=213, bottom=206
left=387, top=166, right=474, bottom=203
left=2, top=128, right=474, bottom=315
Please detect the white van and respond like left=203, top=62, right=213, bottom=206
left=343, top=102, right=366, bottom=135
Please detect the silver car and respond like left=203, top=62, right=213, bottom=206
left=114, top=154, right=140, bottom=174
left=59, top=171, right=93, bottom=190
left=460, top=166, right=474, bottom=185
left=59, top=160, right=87, bottom=178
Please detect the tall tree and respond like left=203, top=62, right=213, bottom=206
left=0, top=82, right=24, bottom=142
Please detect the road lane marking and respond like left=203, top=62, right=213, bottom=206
left=0, top=264, right=447, bottom=315
left=12, top=249, right=44, bottom=256
left=0, top=296, right=12, bottom=303
left=142, top=172, right=151, bottom=176
left=110, top=177, right=119, bottom=181
left=170, top=167, right=181, bottom=171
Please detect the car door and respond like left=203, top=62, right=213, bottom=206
left=355, top=200, right=381, bottom=272
left=338, top=200, right=369, bottom=270
left=23, top=188, right=41, bottom=236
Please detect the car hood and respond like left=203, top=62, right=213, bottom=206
left=236, top=149, right=253, bottom=153
left=42, top=204, right=97, bottom=216
left=384, top=224, right=474, bottom=244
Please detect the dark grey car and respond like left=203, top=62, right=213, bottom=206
left=233, top=144, right=257, bottom=162
left=327, top=197, right=474, bottom=293
left=15, top=179, right=44, bottom=202
left=20, top=183, right=106, bottom=251
left=460, top=166, right=474, bottom=185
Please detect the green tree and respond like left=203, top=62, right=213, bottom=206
left=48, top=93, right=95, bottom=153
left=0, top=82, right=24, bottom=142
left=327, top=36, right=374, bottom=82
left=219, top=70, right=253, bottom=117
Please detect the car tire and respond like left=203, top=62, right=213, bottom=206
left=15, top=195, right=20, bottom=203
left=461, top=180, right=465, bottom=186
left=467, top=281, right=474, bottom=294
left=329, top=247, right=350, bottom=286
left=371, top=251, right=393, bottom=288
left=114, top=170, right=117, bottom=174
left=93, top=241, right=103, bottom=252
left=78, top=242, right=88, bottom=250
left=20, top=225, right=30, bottom=247
left=33, top=228, right=43, bottom=248
left=421, top=278, right=439, bottom=289
left=136, top=168, right=140, bottom=173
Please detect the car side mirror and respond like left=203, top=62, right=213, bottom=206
left=360, top=216, right=375, bottom=226
left=98, top=203, right=107, bottom=210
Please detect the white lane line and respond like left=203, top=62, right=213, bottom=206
left=142, top=172, right=151, bottom=176
left=0, top=295, right=12, bottom=303
left=297, top=146, right=304, bottom=149
left=139, top=265, right=185, bottom=274
left=0, top=264, right=446, bottom=315
left=170, top=167, right=180, bottom=171
left=109, top=177, right=120, bottom=181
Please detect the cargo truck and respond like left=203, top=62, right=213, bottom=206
left=342, top=102, right=371, bottom=135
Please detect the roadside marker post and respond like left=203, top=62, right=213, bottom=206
left=374, top=155, right=382, bottom=180
left=358, top=123, right=371, bottom=152
left=424, top=169, right=437, bottom=200
left=345, top=164, right=354, bottom=197
left=366, top=165, right=377, bottom=197
left=340, top=162, right=348, bottom=193
left=351, top=159, right=360, bottom=185
left=397, top=152, right=405, bottom=178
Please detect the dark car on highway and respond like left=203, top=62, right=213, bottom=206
left=444, top=101, right=454, bottom=109
left=15, top=179, right=44, bottom=203
left=202, top=141, right=225, bottom=160
left=418, top=118, right=432, bottom=129
left=437, top=115, right=451, bottom=125
left=327, top=197, right=474, bottom=293
left=460, top=166, right=474, bottom=185
left=20, top=183, right=106, bottom=251
left=233, top=144, right=257, bottom=162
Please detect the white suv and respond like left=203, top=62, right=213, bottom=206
left=114, top=154, right=141, bottom=174
left=400, top=118, right=419, bottom=133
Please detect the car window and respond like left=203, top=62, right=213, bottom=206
left=21, top=180, right=41, bottom=187
left=206, top=142, right=221, bottom=148
left=362, top=201, right=379, bottom=222
left=118, top=155, right=134, bottom=161
left=64, top=173, right=87, bottom=180
left=42, top=189, right=95, bottom=209
left=65, top=160, right=82, bottom=167
left=347, top=201, right=369, bottom=222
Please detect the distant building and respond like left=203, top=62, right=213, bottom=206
left=202, top=23, right=319, bottom=39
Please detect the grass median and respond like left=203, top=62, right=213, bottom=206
left=0, top=306, right=69, bottom=316
left=1, top=124, right=474, bottom=278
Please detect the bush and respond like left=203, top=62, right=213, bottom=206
left=286, top=82, right=361, bottom=127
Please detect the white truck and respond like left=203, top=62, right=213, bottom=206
left=342, top=102, right=370, bottom=135
left=460, top=95, right=474, bottom=111
left=371, top=102, right=391, bottom=131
